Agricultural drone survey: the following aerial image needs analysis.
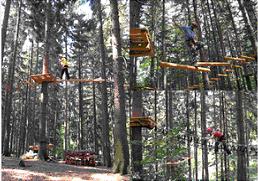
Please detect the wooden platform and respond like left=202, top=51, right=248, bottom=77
left=196, top=62, right=231, bottom=66
left=224, top=57, right=246, bottom=61
left=160, top=62, right=211, bottom=72
left=129, top=47, right=151, bottom=51
left=31, top=73, right=56, bottom=83
left=240, top=55, right=256, bottom=61
left=130, top=28, right=150, bottom=42
left=130, top=28, right=154, bottom=57
left=30, top=74, right=105, bottom=84
left=130, top=117, right=156, bottom=129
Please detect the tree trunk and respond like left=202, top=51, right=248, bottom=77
left=96, top=0, right=112, bottom=167
left=193, top=0, right=209, bottom=89
left=129, top=0, right=144, bottom=177
left=185, top=91, right=191, bottom=179
left=236, top=91, right=247, bottom=180
left=1, top=0, right=12, bottom=63
left=223, top=93, right=229, bottom=181
left=154, top=90, right=158, bottom=180
left=160, top=0, right=165, bottom=89
left=204, top=0, right=224, bottom=88
left=200, top=90, right=209, bottom=180
left=243, top=96, right=250, bottom=180
left=219, top=91, right=224, bottom=180
left=39, top=0, right=51, bottom=160
left=210, top=0, right=232, bottom=90
left=78, top=48, right=83, bottom=149
left=194, top=91, right=198, bottom=180
left=26, top=40, right=34, bottom=147
left=110, top=0, right=129, bottom=174
left=131, top=90, right=143, bottom=177
left=39, top=82, right=48, bottom=160
left=242, top=0, right=257, bottom=27
left=92, top=70, right=99, bottom=155
left=237, top=0, right=256, bottom=52
left=3, top=0, right=22, bottom=156
left=18, top=83, right=29, bottom=157
left=224, top=0, right=242, bottom=54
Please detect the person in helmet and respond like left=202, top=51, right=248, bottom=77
left=173, top=20, right=204, bottom=58
left=206, top=127, right=213, bottom=135
left=59, top=54, right=70, bottom=80
left=207, top=128, right=231, bottom=155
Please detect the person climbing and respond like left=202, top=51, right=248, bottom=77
left=208, top=128, right=231, bottom=155
left=59, top=54, right=70, bottom=80
left=173, top=19, right=204, bottom=60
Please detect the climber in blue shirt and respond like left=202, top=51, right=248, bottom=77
left=173, top=19, right=203, bottom=57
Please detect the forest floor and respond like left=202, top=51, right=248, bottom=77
left=1, top=156, right=130, bottom=181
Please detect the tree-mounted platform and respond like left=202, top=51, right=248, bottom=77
left=130, top=116, right=156, bottom=129
left=129, top=47, right=151, bottom=51
left=130, top=28, right=154, bottom=57
left=31, top=73, right=57, bottom=83
left=240, top=55, right=256, bottom=61
left=166, top=157, right=191, bottom=166
left=130, top=28, right=150, bottom=44
left=224, top=57, right=246, bottom=62
left=160, top=62, right=211, bottom=72
left=196, top=62, right=231, bottom=66
left=30, top=74, right=105, bottom=84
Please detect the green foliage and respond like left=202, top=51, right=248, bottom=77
left=142, top=127, right=188, bottom=165
left=53, top=125, right=65, bottom=158
left=249, top=161, right=258, bottom=180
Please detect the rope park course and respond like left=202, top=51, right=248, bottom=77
left=22, top=29, right=256, bottom=88
left=129, top=27, right=256, bottom=89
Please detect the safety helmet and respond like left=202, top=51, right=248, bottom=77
left=207, top=127, right=213, bottom=133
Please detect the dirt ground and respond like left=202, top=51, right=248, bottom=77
left=1, top=156, right=130, bottom=181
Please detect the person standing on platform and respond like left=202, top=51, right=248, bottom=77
left=59, top=54, right=70, bottom=80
